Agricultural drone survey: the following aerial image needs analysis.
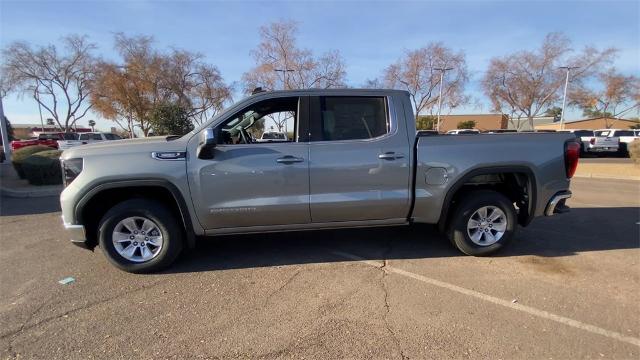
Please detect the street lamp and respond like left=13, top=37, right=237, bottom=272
left=435, top=67, right=453, bottom=132
left=274, top=69, right=295, bottom=90
left=559, top=66, right=580, bottom=130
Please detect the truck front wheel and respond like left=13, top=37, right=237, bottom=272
left=98, top=199, right=183, bottom=273
left=448, top=190, right=516, bottom=256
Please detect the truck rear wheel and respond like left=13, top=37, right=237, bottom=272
left=98, top=199, right=183, bottom=273
left=447, top=190, right=516, bottom=256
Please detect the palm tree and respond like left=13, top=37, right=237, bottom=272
left=88, top=120, right=96, bottom=132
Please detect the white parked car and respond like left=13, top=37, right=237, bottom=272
left=57, top=132, right=123, bottom=150
left=446, top=129, right=480, bottom=135
left=586, top=129, right=619, bottom=155
left=597, top=129, right=639, bottom=156
left=256, top=131, right=288, bottom=142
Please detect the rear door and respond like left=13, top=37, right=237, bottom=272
left=307, top=95, right=411, bottom=223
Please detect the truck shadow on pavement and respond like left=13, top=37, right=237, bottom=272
left=168, top=206, right=640, bottom=274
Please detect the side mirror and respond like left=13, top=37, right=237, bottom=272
left=197, top=128, right=217, bottom=159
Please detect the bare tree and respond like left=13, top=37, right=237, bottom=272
left=91, top=34, right=232, bottom=136
left=382, top=43, right=469, bottom=120
left=1, top=35, right=97, bottom=132
left=570, top=69, right=639, bottom=128
left=163, top=50, right=233, bottom=126
left=482, top=33, right=616, bottom=129
left=242, top=20, right=347, bottom=92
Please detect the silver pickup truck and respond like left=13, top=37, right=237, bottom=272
left=60, top=89, right=578, bottom=273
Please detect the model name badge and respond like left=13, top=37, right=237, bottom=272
left=209, top=207, right=257, bottom=214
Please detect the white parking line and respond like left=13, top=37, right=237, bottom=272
left=333, top=250, right=640, bottom=348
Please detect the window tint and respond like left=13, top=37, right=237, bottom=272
left=319, top=97, right=388, bottom=141
left=62, top=133, right=79, bottom=140
left=78, top=134, right=89, bottom=140
left=614, top=130, right=634, bottom=136
left=104, top=133, right=122, bottom=140
left=574, top=130, right=593, bottom=137
left=39, top=133, right=60, bottom=140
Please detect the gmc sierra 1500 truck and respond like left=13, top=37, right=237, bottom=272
left=60, top=89, right=578, bottom=273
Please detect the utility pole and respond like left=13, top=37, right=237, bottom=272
left=274, top=68, right=295, bottom=134
left=434, top=67, right=453, bottom=132
left=0, top=96, right=10, bottom=162
left=559, top=66, right=580, bottom=130
left=35, top=85, right=45, bottom=133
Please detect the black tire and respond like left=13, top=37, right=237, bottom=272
left=98, top=199, right=183, bottom=273
left=447, top=190, right=517, bottom=256
left=617, top=143, right=629, bottom=158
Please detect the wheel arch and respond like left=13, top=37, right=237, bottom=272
left=75, top=179, right=196, bottom=250
left=437, top=165, right=537, bottom=232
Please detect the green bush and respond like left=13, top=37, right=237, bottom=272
left=21, top=150, right=63, bottom=185
left=629, top=140, right=640, bottom=165
left=11, top=145, right=56, bottom=179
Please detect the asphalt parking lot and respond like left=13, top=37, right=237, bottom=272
left=1, top=177, right=639, bottom=359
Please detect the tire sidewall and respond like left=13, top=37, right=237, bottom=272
left=449, top=191, right=517, bottom=256
left=98, top=200, right=182, bottom=273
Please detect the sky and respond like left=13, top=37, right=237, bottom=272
left=1, top=0, right=638, bottom=131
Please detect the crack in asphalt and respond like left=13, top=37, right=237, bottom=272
left=262, top=268, right=302, bottom=307
left=378, top=241, right=408, bottom=360
left=1, top=279, right=170, bottom=345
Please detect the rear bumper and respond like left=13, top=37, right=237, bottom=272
left=587, top=147, right=619, bottom=153
left=61, top=216, right=90, bottom=250
left=545, top=191, right=572, bottom=216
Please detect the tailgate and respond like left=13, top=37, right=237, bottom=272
left=593, top=137, right=619, bottom=147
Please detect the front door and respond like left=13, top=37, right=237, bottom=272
left=188, top=96, right=311, bottom=230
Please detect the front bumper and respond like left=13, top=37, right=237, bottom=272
left=61, top=216, right=90, bottom=250
left=545, top=191, right=572, bottom=216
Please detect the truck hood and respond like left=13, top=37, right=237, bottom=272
left=61, top=135, right=189, bottom=160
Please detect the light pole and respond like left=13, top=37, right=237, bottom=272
left=435, top=67, right=453, bottom=132
left=274, top=69, right=295, bottom=90
left=559, top=66, right=579, bottom=130
left=274, top=68, right=295, bottom=134
left=35, top=86, right=45, bottom=132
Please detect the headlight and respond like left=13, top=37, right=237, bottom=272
left=61, top=158, right=83, bottom=186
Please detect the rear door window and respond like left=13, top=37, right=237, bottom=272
left=314, top=97, right=388, bottom=141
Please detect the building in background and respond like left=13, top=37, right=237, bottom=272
left=535, top=117, right=640, bottom=131
left=508, top=116, right=556, bottom=131
left=439, top=114, right=508, bottom=132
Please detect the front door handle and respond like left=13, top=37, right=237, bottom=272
left=378, top=152, right=404, bottom=160
left=276, top=155, right=304, bottom=164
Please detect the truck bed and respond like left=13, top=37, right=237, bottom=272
left=411, top=132, right=574, bottom=224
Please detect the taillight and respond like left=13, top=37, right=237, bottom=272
left=564, top=141, right=580, bottom=178
left=589, top=138, right=595, bottom=145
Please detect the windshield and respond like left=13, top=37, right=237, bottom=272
left=594, top=130, right=611, bottom=137
left=38, top=133, right=61, bottom=140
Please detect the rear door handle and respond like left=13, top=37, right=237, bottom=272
left=276, top=155, right=304, bottom=164
left=378, top=152, right=404, bottom=160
